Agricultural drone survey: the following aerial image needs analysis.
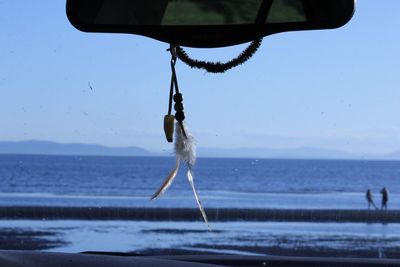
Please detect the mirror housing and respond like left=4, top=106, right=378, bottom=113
left=66, top=0, right=355, bottom=48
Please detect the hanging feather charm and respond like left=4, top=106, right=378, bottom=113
left=153, top=44, right=209, bottom=228
left=152, top=122, right=209, bottom=228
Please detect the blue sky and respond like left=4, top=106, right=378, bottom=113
left=1, top=1, right=400, bottom=154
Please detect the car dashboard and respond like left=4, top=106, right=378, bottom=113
left=0, top=250, right=398, bottom=267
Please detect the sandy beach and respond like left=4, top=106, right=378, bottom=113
left=1, top=227, right=400, bottom=259
left=0, top=219, right=399, bottom=259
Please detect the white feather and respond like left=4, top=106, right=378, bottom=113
left=175, top=122, right=196, bottom=168
left=176, top=122, right=209, bottom=227
left=187, top=168, right=210, bottom=228
left=151, top=158, right=180, bottom=200
left=152, top=121, right=209, bottom=228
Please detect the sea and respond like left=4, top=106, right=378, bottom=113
left=0, top=154, right=399, bottom=258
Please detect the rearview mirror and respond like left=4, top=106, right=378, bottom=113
left=66, top=0, right=355, bottom=48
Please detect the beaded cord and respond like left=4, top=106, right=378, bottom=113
left=175, top=38, right=262, bottom=73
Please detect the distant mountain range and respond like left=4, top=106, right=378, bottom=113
left=0, top=140, right=398, bottom=160
left=196, top=147, right=358, bottom=159
left=0, top=140, right=150, bottom=156
left=386, top=150, right=400, bottom=159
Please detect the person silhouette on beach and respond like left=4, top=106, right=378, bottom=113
left=366, top=189, right=377, bottom=210
left=380, top=187, right=389, bottom=210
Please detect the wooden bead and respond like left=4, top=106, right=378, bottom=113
left=174, top=102, right=184, bottom=112
left=175, top=111, right=185, bottom=122
left=173, top=93, right=183, bottom=102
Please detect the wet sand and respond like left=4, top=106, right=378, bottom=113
left=0, top=227, right=399, bottom=259
left=1, top=227, right=399, bottom=259
left=0, top=206, right=399, bottom=223
left=0, top=229, right=66, bottom=250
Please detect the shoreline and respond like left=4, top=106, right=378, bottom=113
left=1, top=228, right=399, bottom=259
left=0, top=206, right=399, bottom=223
left=0, top=222, right=399, bottom=260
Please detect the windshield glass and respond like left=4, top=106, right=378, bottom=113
left=1, top=0, right=400, bottom=260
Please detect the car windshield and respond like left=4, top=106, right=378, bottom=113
left=1, top=0, right=400, bottom=260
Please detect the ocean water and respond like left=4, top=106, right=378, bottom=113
left=0, top=155, right=399, bottom=209
left=1, top=154, right=400, bottom=257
